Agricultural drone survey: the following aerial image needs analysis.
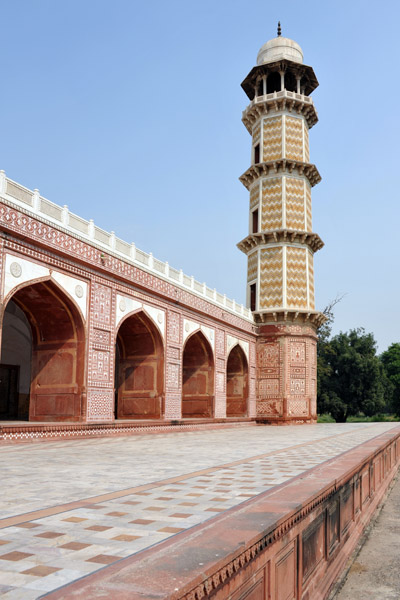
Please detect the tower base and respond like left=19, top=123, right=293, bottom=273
left=256, top=320, right=319, bottom=424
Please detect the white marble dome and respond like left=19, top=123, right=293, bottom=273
left=257, top=36, right=303, bottom=66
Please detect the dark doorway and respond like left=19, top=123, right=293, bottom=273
left=267, top=72, right=281, bottom=94
left=182, top=331, right=214, bottom=418
left=115, top=311, right=164, bottom=419
left=0, top=365, right=19, bottom=420
left=250, top=283, right=256, bottom=312
left=226, top=345, right=248, bottom=417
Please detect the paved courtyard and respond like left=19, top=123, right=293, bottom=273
left=0, top=422, right=398, bottom=599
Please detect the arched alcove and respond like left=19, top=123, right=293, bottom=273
left=115, top=311, right=164, bottom=419
left=267, top=71, right=281, bottom=94
left=226, top=345, right=248, bottom=417
left=284, top=71, right=297, bottom=92
left=182, top=331, right=214, bottom=418
left=0, top=280, right=85, bottom=421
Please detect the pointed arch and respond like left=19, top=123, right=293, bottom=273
left=267, top=71, right=281, bottom=94
left=115, top=309, right=164, bottom=419
left=226, top=344, right=248, bottom=417
left=0, top=278, right=86, bottom=421
left=182, top=330, right=214, bottom=418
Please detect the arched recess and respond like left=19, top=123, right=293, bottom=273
left=226, top=345, right=248, bottom=417
left=0, top=279, right=85, bottom=422
left=115, top=310, right=164, bottom=419
left=284, top=71, right=297, bottom=92
left=182, top=330, right=214, bottom=418
left=267, top=71, right=281, bottom=94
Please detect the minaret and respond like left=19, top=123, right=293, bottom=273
left=238, top=25, right=326, bottom=423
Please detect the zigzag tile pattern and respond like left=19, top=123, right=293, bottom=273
left=247, top=251, right=258, bottom=282
left=286, top=247, right=308, bottom=309
left=285, top=116, right=303, bottom=161
left=252, top=121, right=261, bottom=145
left=263, top=116, right=282, bottom=161
left=308, top=251, right=315, bottom=309
left=262, top=178, right=282, bottom=230
left=304, top=126, right=310, bottom=163
left=286, top=178, right=305, bottom=230
left=250, top=183, right=260, bottom=210
left=305, top=185, right=312, bottom=231
left=260, top=247, right=283, bottom=308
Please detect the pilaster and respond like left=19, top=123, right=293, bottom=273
left=164, top=309, right=182, bottom=419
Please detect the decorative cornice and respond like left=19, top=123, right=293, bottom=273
left=242, top=91, right=318, bottom=133
left=252, top=309, right=327, bottom=327
left=237, top=229, right=324, bottom=254
left=241, top=60, right=318, bottom=99
left=239, top=160, right=321, bottom=189
left=0, top=202, right=256, bottom=334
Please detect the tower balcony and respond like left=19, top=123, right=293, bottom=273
left=253, top=308, right=327, bottom=326
left=237, top=229, right=324, bottom=254
left=239, top=159, right=321, bottom=190
left=242, top=89, right=318, bottom=133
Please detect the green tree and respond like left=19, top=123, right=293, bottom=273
left=318, top=328, right=386, bottom=422
left=381, top=343, right=400, bottom=415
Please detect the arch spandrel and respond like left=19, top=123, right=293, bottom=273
left=183, top=319, right=215, bottom=354
left=4, top=254, right=88, bottom=321
left=116, top=294, right=165, bottom=341
left=226, top=334, right=249, bottom=361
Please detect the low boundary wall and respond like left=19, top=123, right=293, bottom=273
left=45, top=426, right=400, bottom=600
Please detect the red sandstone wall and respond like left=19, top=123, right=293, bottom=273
left=0, top=201, right=257, bottom=423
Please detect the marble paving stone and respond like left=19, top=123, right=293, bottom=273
left=0, top=422, right=398, bottom=599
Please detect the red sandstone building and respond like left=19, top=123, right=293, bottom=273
left=0, top=28, right=325, bottom=434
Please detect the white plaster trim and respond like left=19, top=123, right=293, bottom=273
left=4, top=254, right=49, bottom=299
left=182, top=319, right=215, bottom=354
left=201, top=325, right=215, bottom=350
left=283, top=246, right=287, bottom=309
left=4, top=254, right=87, bottom=320
left=0, top=175, right=253, bottom=324
left=115, top=295, right=142, bottom=328
left=52, top=272, right=88, bottom=320
left=115, top=296, right=165, bottom=340
left=183, top=318, right=200, bottom=344
left=227, top=335, right=249, bottom=361
left=282, top=114, right=286, bottom=158
left=257, top=172, right=307, bottom=184
left=282, top=175, right=286, bottom=229
left=256, top=241, right=312, bottom=251
left=143, top=303, right=166, bottom=340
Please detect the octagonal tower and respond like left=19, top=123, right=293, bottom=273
left=238, top=25, right=326, bottom=423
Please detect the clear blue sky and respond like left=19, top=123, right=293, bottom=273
left=1, top=0, right=399, bottom=352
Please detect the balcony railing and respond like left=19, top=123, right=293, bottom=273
left=0, top=171, right=253, bottom=322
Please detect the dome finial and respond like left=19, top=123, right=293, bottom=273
left=277, top=21, right=281, bottom=37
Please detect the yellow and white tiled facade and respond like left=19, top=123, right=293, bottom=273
left=238, top=29, right=325, bottom=422
left=239, top=29, right=324, bottom=323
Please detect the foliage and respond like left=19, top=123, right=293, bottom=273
left=380, top=343, right=400, bottom=415
left=317, top=297, right=388, bottom=422
left=317, top=413, right=335, bottom=423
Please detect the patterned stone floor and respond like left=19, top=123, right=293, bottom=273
left=0, top=422, right=398, bottom=599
